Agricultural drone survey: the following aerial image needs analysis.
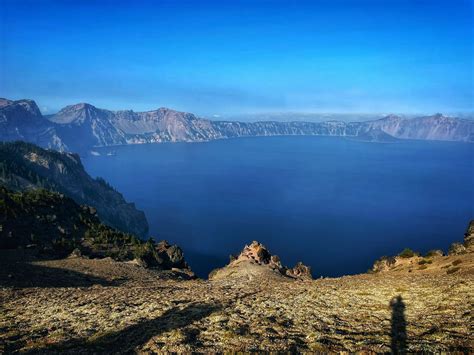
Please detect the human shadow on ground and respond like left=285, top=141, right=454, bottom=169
left=390, top=295, right=407, bottom=354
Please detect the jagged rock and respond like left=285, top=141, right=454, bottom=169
left=68, top=248, right=82, bottom=258
left=464, top=220, right=474, bottom=251
left=372, top=256, right=398, bottom=272
left=286, top=262, right=312, bottom=280
left=209, top=241, right=311, bottom=280
left=234, top=241, right=283, bottom=271
left=449, top=242, right=467, bottom=256
left=155, top=240, right=188, bottom=270
left=425, top=249, right=444, bottom=257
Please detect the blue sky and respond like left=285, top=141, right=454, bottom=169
left=0, top=0, right=472, bottom=115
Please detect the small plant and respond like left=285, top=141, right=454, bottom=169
left=447, top=266, right=461, bottom=274
left=418, top=265, right=428, bottom=270
left=398, top=248, right=416, bottom=258
left=418, top=259, right=432, bottom=265
left=425, top=249, right=442, bottom=257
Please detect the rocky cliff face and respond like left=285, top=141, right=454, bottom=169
left=0, top=141, right=149, bottom=237
left=48, top=103, right=127, bottom=152
left=1, top=98, right=472, bottom=153
left=366, top=114, right=474, bottom=142
left=0, top=98, right=67, bottom=151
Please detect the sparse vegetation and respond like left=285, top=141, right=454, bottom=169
left=0, top=141, right=148, bottom=237
left=418, top=259, right=432, bottom=265
left=425, top=250, right=442, bottom=257
left=399, top=248, right=416, bottom=258
left=447, top=266, right=461, bottom=274
left=0, top=187, right=188, bottom=271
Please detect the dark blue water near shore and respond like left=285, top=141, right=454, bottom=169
left=83, top=137, right=473, bottom=278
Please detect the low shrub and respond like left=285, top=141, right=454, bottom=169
left=447, top=266, right=461, bottom=274
left=398, top=248, right=416, bottom=258
left=425, top=249, right=443, bottom=257
left=418, top=259, right=432, bottom=265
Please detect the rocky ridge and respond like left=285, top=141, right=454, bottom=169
left=209, top=241, right=312, bottom=280
left=1, top=98, right=472, bottom=153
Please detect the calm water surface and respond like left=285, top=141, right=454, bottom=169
left=83, top=137, right=474, bottom=277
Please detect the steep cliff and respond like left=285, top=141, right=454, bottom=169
left=0, top=98, right=67, bottom=151
left=1, top=98, right=472, bottom=153
left=0, top=141, right=149, bottom=237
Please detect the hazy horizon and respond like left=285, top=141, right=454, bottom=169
left=1, top=0, right=472, bottom=116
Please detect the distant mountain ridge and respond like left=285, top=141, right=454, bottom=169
left=1, top=98, right=472, bottom=152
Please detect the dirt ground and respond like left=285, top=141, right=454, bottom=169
left=1, top=250, right=473, bottom=353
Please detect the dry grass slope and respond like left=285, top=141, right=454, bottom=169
left=1, top=248, right=473, bottom=353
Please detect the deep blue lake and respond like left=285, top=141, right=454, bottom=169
left=83, top=137, right=473, bottom=278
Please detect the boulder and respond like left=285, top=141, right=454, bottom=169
left=286, top=262, right=312, bottom=280
left=449, top=242, right=467, bottom=256
left=155, top=240, right=187, bottom=269
left=425, top=249, right=444, bottom=257
left=372, top=256, right=397, bottom=272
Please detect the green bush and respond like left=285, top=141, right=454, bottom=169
left=398, top=248, right=416, bottom=258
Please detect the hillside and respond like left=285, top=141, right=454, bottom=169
left=0, top=220, right=472, bottom=353
left=0, top=141, right=148, bottom=237
left=0, top=98, right=472, bottom=153
left=0, top=187, right=191, bottom=274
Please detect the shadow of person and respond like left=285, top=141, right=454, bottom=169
left=390, top=295, right=407, bottom=354
left=23, top=302, right=220, bottom=354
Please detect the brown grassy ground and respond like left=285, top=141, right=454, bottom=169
left=1, top=250, right=473, bottom=353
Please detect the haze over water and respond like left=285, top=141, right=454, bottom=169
left=83, top=137, right=473, bottom=277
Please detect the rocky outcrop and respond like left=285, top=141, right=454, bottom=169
left=209, top=241, right=312, bottom=280
left=464, top=220, right=474, bottom=251
left=286, top=261, right=312, bottom=280
left=448, top=243, right=467, bottom=256
left=448, top=220, right=474, bottom=255
left=372, top=256, right=398, bottom=272
left=0, top=141, right=149, bottom=237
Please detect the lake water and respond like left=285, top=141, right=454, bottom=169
left=83, top=137, right=473, bottom=278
